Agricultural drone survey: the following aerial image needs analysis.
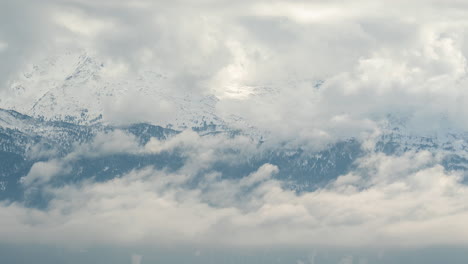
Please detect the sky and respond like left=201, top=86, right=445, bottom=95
left=1, top=0, right=468, bottom=144
left=2, top=0, right=468, bottom=263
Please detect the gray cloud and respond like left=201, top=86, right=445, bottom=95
left=1, top=0, right=468, bottom=145
left=0, top=0, right=53, bottom=89
left=3, top=131, right=468, bottom=249
left=2, top=151, right=468, bottom=249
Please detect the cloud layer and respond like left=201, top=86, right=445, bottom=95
left=1, top=0, right=468, bottom=145
left=1, top=131, right=467, bottom=250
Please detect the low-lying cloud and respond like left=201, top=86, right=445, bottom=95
left=4, top=131, right=468, bottom=250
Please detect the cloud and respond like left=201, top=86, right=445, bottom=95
left=3, top=137, right=468, bottom=250
left=20, top=160, right=69, bottom=187
left=76, top=130, right=141, bottom=156
left=0, top=0, right=467, bottom=147
left=0, top=0, right=53, bottom=89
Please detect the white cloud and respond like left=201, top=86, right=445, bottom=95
left=79, top=130, right=141, bottom=156
left=3, top=144, right=468, bottom=249
left=20, top=159, right=68, bottom=187
left=53, top=9, right=114, bottom=38
left=251, top=2, right=361, bottom=23
left=1, top=0, right=468, bottom=146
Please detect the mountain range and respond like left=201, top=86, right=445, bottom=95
left=1, top=51, right=467, bottom=208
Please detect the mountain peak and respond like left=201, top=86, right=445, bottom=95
left=0, top=50, right=232, bottom=130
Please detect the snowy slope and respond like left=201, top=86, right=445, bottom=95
left=1, top=50, right=468, bottom=158
left=0, top=50, right=232, bottom=131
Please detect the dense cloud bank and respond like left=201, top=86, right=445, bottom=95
left=0, top=131, right=467, bottom=250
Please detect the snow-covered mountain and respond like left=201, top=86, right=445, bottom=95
left=1, top=106, right=467, bottom=206
left=1, top=50, right=468, bottom=208
left=0, top=50, right=233, bottom=130
left=0, top=107, right=363, bottom=204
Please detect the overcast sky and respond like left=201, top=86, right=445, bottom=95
left=1, top=0, right=468, bottom=140
left=2, top=1, right=468, bottom=263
